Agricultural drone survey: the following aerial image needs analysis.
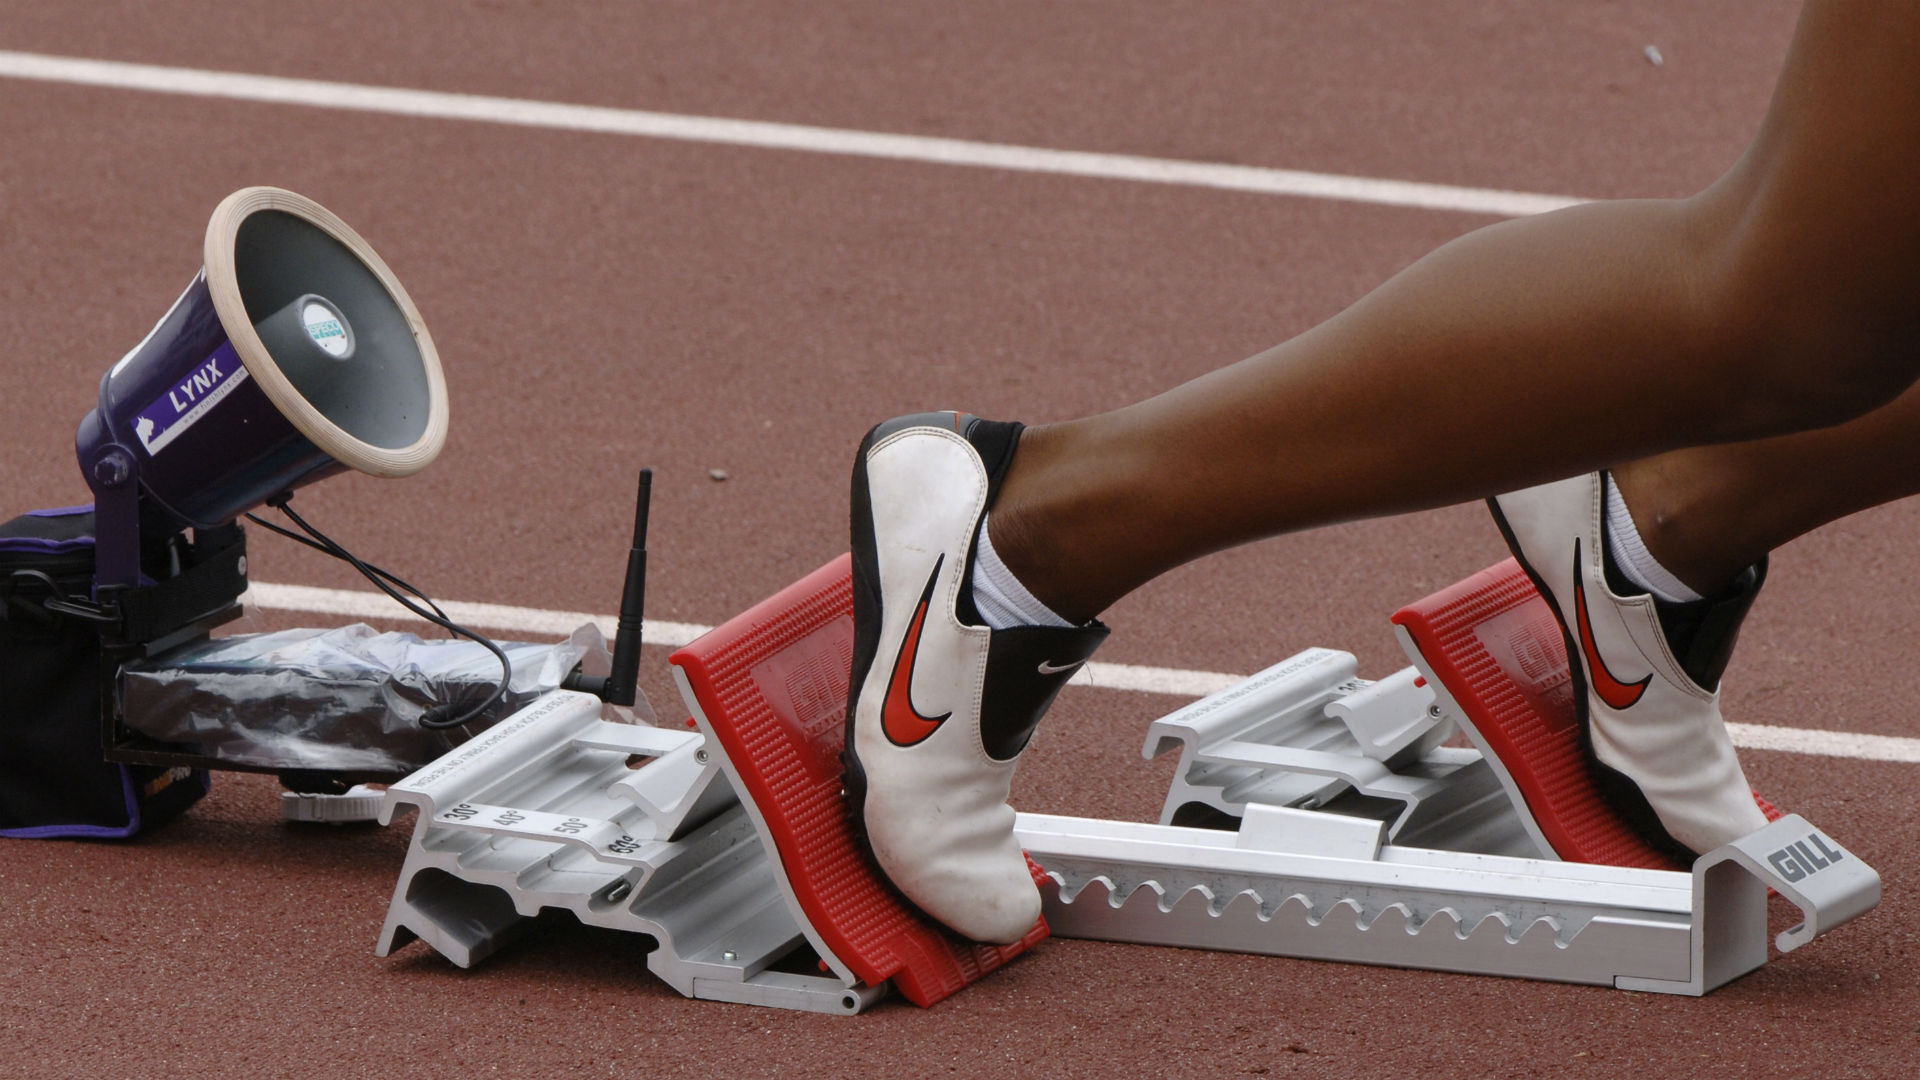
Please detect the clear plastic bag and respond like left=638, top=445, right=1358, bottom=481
left=120, top=622, right=629, bottom=773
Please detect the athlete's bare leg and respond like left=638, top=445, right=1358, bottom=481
left=1610, top=381, right=1920, bottom=594
left=988, top=1, right=1920, bottom=623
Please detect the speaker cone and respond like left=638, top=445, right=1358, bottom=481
left=77, top=187, right=449, bottom=538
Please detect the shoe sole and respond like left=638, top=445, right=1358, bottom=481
left=841, top=422, right=887, bottom=862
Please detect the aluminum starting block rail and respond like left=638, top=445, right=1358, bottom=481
left=374, top=554, right=1879, bottom=1010
left=1016, top=808, right=1875, bottom=994
left=1017, top=557, right=1877, bottom=994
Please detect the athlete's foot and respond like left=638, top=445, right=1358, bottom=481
left=843, top=412, right=1107, bottom=944
left=1488, top=471, right=1770, bottom=856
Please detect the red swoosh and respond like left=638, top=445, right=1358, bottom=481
left=882, top=558, right=952, bottom=746
left=1573, top=538, right=1650, bottom=710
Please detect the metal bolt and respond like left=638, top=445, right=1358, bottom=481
left=603, top=879, right=632, bottom=903
left=236, top=555, right=249, bottom=577
left=91, top=453, right=131, bottom=487
left=1427, top=705, right=1444, bottom=719
left=694, top=749, right=709, bottom=765
left=721, top=950, right=738, bottom=962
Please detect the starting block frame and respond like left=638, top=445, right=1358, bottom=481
left=1016, top=807, right=1875, bottom=994
left=372, top=554, right=1879, bottom=1009
left=373, top=690, right=879, bottom=1013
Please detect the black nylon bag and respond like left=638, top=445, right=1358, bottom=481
left=0, top=507, right=207, bottom=838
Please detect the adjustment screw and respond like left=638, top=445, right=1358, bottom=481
left=92, top=453, right=131, bottom=487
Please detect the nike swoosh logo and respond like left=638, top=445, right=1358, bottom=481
left=1572, top=538, right=1650, bottom=710
left=881, top=556, right=952, bottom=747
left=1036, top=660, right=1082, bottom=676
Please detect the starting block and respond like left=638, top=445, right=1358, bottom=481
left=374, top=554, right=1879, bottom=1009
left=1020, top=558, right=1875, bottom=993
left=375, top=556, right=1036, bottom=1013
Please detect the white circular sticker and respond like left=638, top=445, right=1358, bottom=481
left=301, top=300, right=354, bottom=358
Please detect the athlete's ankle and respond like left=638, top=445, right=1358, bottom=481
left=1604, top=463, right=1770, bottom=691
left=981, top=499, right=1089, bottom=624
left=1607, top=462, right=1748, bottom=597
left=984, top=426, right=1107, bottom=624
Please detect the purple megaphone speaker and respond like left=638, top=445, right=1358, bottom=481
left=75, top=187, right=448, bottom=588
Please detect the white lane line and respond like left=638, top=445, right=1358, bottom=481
left=247, top=581, right=1920, bottom=764
left=246, top=582, right=1242, bottom=697
left=0, top=49, right=1585, bottom=218
left=1724, top=724, right=1920, bottom=765
left=246, top=581, right=713, bottom=649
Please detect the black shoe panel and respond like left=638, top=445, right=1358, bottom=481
left=979, top=621, right=1109, bottom=761
left=1661, top=557, right=1766, bottom=692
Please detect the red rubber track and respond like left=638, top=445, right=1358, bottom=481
left=4, top=4, right=1915, bottom=1077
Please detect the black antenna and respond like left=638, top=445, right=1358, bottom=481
left=565, top=467, right=650, bottom=706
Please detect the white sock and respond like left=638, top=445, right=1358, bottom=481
left=1603, top=474, right=1703, bottom=604
left=971, top=514, right=1074, bottom=630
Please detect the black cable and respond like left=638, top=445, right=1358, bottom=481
left=242, top=512, right=453, bottom=625
left=258, top=493, right=512, bottom=731
left=5, top=568, right=116, bottom=624
left=7, top=568, right=67, bottom=598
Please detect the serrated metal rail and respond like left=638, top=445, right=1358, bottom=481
left=1016, top=638, right=1881, bottom=994
left=1016, top=805, right=1697, bottom=986
left=1015, top=806, right=1877, bottom=994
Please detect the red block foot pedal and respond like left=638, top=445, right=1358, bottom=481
left=669, top=554, right=1046, bottom=1008
left=1391, top=559, right=1778, bottom=871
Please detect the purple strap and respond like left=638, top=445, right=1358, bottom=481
left=24, top=504, right=94, bottom=518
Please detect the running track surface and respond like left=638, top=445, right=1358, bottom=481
left=5, top=4, right=1915, bottom=1077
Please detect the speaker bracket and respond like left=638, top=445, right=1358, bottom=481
left=96, top=525, right=253, bottom=772
left=83, top=440, right=146, bottom=590
left=95, top=527, right=249, bottom=651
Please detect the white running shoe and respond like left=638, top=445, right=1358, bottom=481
left=1488, top=472, right=1770, bottom=856
left=843, top=412, right=1107, bottom=943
